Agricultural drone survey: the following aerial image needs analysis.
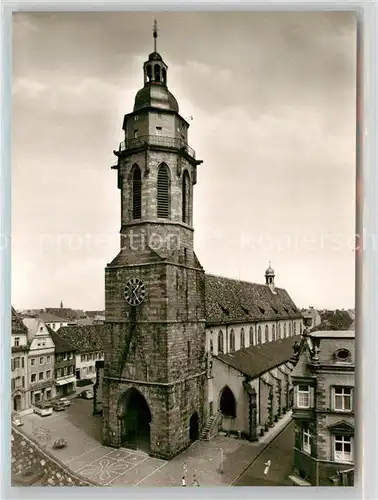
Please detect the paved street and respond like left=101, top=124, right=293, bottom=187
left=233, top=421, right=294, bottom=486
left=19, top=399, right=293, bottom=487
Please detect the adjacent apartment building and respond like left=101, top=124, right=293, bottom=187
left=11, top=307, right=30, bottom=413
left=57, top=325, right=105, bottom=381
left=22, top=318, right=56, bottom=404
left=49, top=329, right=77, bottom=397
left=289, top=328, right=355, bottom=486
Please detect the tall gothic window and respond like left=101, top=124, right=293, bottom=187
left=182, top=170, right=190, bottom=223
left=229, top=329, right=235, bottom=352
left=240, top=328, right=245, bottom=348
left=218, top=331, right=224, bottom=354
left=249, top=326, right=254, bottom=345
left=272, top=324, right=276, bottom=341
left=265, top=325, right=269, bottom=342
left=132, top=165, right=142, bottom=219
left=257, top=326, right=262, bottom=344
left=157, top=164, right=170, bottom=218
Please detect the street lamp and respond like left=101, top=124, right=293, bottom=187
left=220, top=447, right=224, bottom=474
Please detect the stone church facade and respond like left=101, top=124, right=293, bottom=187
left=98, top=31, right=304, bottom=460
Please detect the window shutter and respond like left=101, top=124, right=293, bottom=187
left=11, top=379, right=15, bottom=391
left=293, top=384, right=298, bottom=408
left=11, top=359, right=14, bottom=371
left=157, top=165, right=170, bottom=218
left=309, top=386, right=315, bottom=408
left=294, top=424, right=302, bottom=449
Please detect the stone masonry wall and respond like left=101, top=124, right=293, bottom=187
left=11, top=426, right=95, bottom=486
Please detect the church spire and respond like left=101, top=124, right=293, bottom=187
left=153, top=19, right=158, bottom=53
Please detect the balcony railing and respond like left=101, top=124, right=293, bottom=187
left=119, top=135, right=196, bottom=159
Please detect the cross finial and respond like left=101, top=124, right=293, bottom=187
left=269, top=260, right=271, bottom=267
left=153, top=19, right=158, bottom=52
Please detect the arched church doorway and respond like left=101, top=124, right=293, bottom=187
left=219, top=386, right=236, bottom=418
left=189, top=412, right=199, bottom=442
left=13, top=395, right=21, bottom=412
left=118, top=388, right=152, bottom=453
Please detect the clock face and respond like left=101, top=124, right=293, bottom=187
left=124, top=278, right=146, bottom=306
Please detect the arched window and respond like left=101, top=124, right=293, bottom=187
left=218, top=331, right=224, bottom=354
left=289, top=322, right=292, bottom=336
left=209, top=338, right=213, bottom=354
left=272, top=324, right=276, bottom=341
left=157, top=164, right=170, bottom=218
left=240, top=328, right=245, bottom=348
left=154, top=64, right=161, bottom=82
left=249, top=326, right=254, bottom=346
left=132, top=165, right=142, bottom=219
left=265, top=325, right=269, bottom=342
left=277, top=324, right=281, bottom=339
left=182, top=170, right=190, bottom=223
left=229, top=329, right=235, bottom=352
left=300, top=322, right=303, bottom=334
left=146, top=64, right=152, bottom=82
left=161, top=67, right=167, bottom=84
left=284, top=323, right=287, bottom=337
left=219, top=386, right=236, bottom=418
left=257, top=326, right=262, bottom=344
left=293, top=322, right=297, bottom=335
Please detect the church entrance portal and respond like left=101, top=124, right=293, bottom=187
left=219, top=386, right=236, bottom=418
left=189, top=412, right=199, bottom=442
left=118, top=388, right=152, bottom=453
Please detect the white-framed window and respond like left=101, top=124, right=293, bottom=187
left=31, top=374, right=36, bottom=383
left=333, top=387, right=353, bottom=411
left=14, top=357, right=20, bottom=369
left=14, top=337, right=20, bottom=347
left=39, top=372, right=44, bottom=381
left=30, top=358, right=36, bottom=366
left=334, top=435, right=353, bottom=463
left=156, top=126, right=162, bottom=136
left=297, top=384, right=310, bottom=408
left=303, top=426, right=311, bottom=453
left=46, top=370, right=51, bottom=379
left=52, top=323, right=56, bottom=329
left=40, top=357, right=45, bottom=365
left=46, top=356, right=51, bottom=363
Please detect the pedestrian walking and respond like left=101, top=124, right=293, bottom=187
left=182, top=476, right=186, bottom=487
left=192, top=473, right=200, bottom=486
left=264, top=460, right=271, bottom=475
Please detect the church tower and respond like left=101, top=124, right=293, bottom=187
left=101, top=23, right=206, bottom=460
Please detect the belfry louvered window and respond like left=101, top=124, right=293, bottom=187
left=182, top=170, right=190, bottom=223
left=157, top=164, right=170, bottom=218
left=132, top=165, right=142, bottom=219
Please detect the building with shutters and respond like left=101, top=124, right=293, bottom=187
left=289, top=328, right=355, bottom=486
left=48, top=329, right=77, bottom=397
left=22, top=318, right=56, bottom=405
left=11, top=307, right=30, bottom=413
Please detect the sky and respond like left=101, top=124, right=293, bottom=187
left=12, top=11, right=356, bottom=311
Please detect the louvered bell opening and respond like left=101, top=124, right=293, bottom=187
left=182, top=171, right=190, bottom=223
left=157, top=166, right=169, bottom=218
left=132, top=167, right=142, bottom=219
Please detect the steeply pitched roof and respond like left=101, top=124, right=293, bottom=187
left=217, top=335, right=302, bottom=378
left=48, top=328, right=77, bottom=353
left=205, top=274, right=302, bottom=326
left=11, top=307, right=28, bottom=335
left=57, top=324, right=108, bottom=353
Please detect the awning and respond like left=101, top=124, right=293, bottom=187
left=55, top=376, right=76, bottom=386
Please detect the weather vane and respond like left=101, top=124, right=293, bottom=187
left=153, top=19, right=158, bottom=52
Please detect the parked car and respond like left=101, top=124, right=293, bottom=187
left=79, top=390, right=93, bottom=400
left=34, top=402, right=53, bottom=417
left=76, top=379, right=93, bottom=387
left=57, top=397, right=71, bottom=407
left=51, top=400, right=67, bottom=412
